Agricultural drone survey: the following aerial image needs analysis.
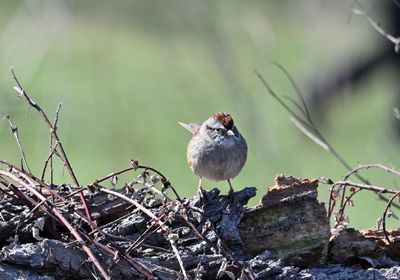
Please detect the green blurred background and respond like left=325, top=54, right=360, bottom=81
left=0, top=0, right=399, bottom=229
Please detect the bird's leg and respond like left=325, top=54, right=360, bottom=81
left=227, top=179, right=235, bottom=204
left=197, top=177, right=204, bottom=198
left=227, top=179, right=234, bottom=195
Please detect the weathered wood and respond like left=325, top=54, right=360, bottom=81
left=239, top=174, right=330, bottom=267
left=1, top=175, right=400, bottom=279
left=330, top=227, right=400, bottom=267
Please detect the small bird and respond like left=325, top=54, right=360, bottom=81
left=179, top=112, right=247, bottom=196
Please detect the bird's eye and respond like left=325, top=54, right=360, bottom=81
left=216, top=128, right=222, bottom=133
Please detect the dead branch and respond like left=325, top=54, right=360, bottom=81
left=10, top=68, right=94, bottom=227
left=353, top=7, right=400, bottom=53
left=382, top=192, right=400, bottom=245
left=343, top=163, right=400, bottom=180
left=0, top=170, right=110, bottom=280
left=256, top=66, right=400, bottom=218
left=41, top=102, right=62, bottom=183
left=331, top=180, right=398, bottom=195
left=3, top=115, right=31, bottom=173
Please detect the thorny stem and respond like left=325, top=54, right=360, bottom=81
left=4, top=115, right=31, bottom=173
left=10, top=68, right=94, bottom=227
left=0, top=159, right=65, bottom=201
left=0, top=177, right=22, bottom=201
left=5, top=169, right=155, bottom=280
left=94, top=163, right=182, bottom=202
left=98, top=188, right=189, bottom=278
left=337, top=164, right=400, bottom=220
left=41, top=142, right=60, bottom=181
left=343, top=163, right=400, bottom=180
left=335, top=163, right=400, bottom=217
left=326, top=179, right=400, bottom=227
left=48, top=103, right=62, bottom=184
left=328, top=185, right=337, bottom=218
left=86, top=236, right=156, bottom=280
left=331, top=180, right=398, bottom=195
left=336, top=188, right=361, bottom=227
left=100, top=187, right=255, bottom=279
left=125, top=216, right=165, bottom=254
left=382, top=191, right=400, bottom=245
left=0, top=170, right=110, bottom=280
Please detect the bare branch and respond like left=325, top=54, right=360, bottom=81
left=49, top=103, right=62, bottom=184
left=3, top=115, right=31, bottom=173
left=331, top=180, right=398, bottom=195
left=41, top=142, right=60, bottom=181
left=256, top=67, right=400, bottom=216
left=0, top=170, right=110, bottom=280
left=169, top=235, right=188, bottom=280
left=257, top=69, right=367, bottom=176
left=353, top=8, right=400, bottom=52
left=382, top=192, right=400, bottom=245
left=290, top=117, right=330, bottom=151
left=271, top=61, right=313, bottom=123
left=93, top=160, right=182, bottom=202
left=10, top=68, right=94, bottom=227
left=344, top=163, right=400, bottom=181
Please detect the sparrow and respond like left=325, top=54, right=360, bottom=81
left=179, top=112, right=247, bottom=196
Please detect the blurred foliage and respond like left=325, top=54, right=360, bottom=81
left=0, top=0, right=399, bottom=229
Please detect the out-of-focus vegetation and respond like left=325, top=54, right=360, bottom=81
left=0, top=0, right=399, bottom=229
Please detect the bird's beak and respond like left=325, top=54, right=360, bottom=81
left=226, top=130, right=235, bottom=137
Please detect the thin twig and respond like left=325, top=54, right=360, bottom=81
left=49, top=103, right=62, bottom=184
left=328, top=185, right=339, bottom=218
left=0, top=159, right=64, bottom=201
left=181, top=211, right=256, bottom=280
left=10, top=68, right=94, bottom=227
left=0, top=170, right=110, bottom=280
left=94, top=162, right=182, bottom=202
left=25, top=199, right=47, bottom=217
left=99, top=188, right=163, bottom=222
left=255, top=68, right=362, bottom=178
left=41, top=142, right=60, bottom=181
left=337, top=188, right=361, bottom=225
left=344, top=163, right=400, bottom=180
left=169, top=237, right=188, bottom=280
left=290, top=117, right=329, bottom=150
left=353, top=8, right=400, bottom=52
left=99, top=188, right=186, bottom=278
left=125, top=218, right=165, bottom=254
left=0, top=177, right=19, bottom=201
left=382, top=191, right=400, bottom=245
left=3, top=115, right=31, bottom=173
left=256, top=67, right=400, bottom=218
left=86, top=234, right=156, bottom=279
left=331, top=180, right=398, bottom=195
left=271, top=62, right=313, bottom=123
left=341, top=163, right=400, bottom=211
